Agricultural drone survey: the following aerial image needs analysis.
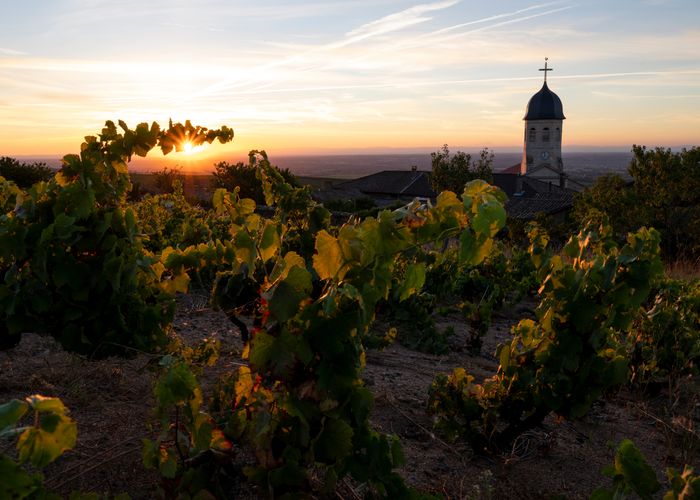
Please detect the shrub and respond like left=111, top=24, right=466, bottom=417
left=0, top=156, right=53, bottom=188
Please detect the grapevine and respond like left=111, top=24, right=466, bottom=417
left=152, top=171, right=507, bottom=497
left=592, top=439, right=700, bottom=500
left=0, top=395, right=77, bottom=499
left=429, top=220, right=663, bottom=450
left=0, top=120, right=232, bottom=355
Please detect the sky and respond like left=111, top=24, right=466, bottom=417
left=0, top=0, right=699, bottom=163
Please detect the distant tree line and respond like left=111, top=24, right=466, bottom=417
left=0, top=156, right=53, bottom=188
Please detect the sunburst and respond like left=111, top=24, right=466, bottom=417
left=181, top=141, right=206, bottom=155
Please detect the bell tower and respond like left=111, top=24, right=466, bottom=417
left=520, top=58, right=566, bottom=186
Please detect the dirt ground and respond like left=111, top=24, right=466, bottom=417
left=1, top=294, right=698, bottom=499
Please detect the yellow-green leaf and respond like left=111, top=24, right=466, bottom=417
left=313, top=230, right=345, bottom=281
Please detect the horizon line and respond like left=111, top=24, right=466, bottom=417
left=9, top=145, right=690, bottom=159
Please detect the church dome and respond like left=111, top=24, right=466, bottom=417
left=523, top=82, right=565, bottom=120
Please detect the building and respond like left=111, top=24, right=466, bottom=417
left=325, top=168, right=433, bottom=207
left=520, top=57, right=566, bottom=187
left=496, top=58, right=577, bottom=219
left=315, top=59, right=577, bottom=220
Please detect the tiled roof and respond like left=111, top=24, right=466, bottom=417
left=505, top=194, right=573, bottom=219
left=337, top=170, right=436, bottom=198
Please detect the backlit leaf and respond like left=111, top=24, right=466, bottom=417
left=313, top=230, right=344, bottom=281
left=0, top=399, right=28, bottom=433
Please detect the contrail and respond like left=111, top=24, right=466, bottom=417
left=337, top=2, right=575, bottom=72
left=190, top=69, right=700, bottom=98
left=415, top=1, right=571, bottom=40
left=393, top=4, right=575, bottom=50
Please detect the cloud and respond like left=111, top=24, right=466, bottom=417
left=191, top=1, right=459, bottom=98
left=178, top=68, right=700, bottom=100
left=342, top=0, right=459, bottom=44
left=560, top=70, right=700, bottom=80
left=306, top=2, right=578, bottom=76
left=0, top=47, right=27, bottom=56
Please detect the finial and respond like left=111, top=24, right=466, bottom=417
left=539, top=57, right=553, bottom=83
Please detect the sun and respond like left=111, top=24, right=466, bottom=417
left=181, top=141, right=207, bottom=155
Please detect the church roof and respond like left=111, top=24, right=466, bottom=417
left=500, top=163, right=522, bottom=175
left=523, top=81, right=565, bottom=121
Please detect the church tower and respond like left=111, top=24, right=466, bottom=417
left=520, top=58, right=566, bottom=186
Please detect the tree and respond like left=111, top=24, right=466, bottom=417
left=430, top=145, right=494, bottom=194
left=571, top=173, right=640, bottom=240
left=572, top=146, right=700, bottom=259
left=152, top=165, right=183, bottom=194
left=628, top=145, right=700, bottom=259
left=211, top=160, right=298, bottom=204
left=0, top=156, right=54, bottom=188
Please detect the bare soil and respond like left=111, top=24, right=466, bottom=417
left=1, top=295, right=698, bottom=499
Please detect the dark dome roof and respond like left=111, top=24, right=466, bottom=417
left=523, top=82, right=565, bottom=120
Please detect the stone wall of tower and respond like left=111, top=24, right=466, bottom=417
left=520, top=118, right=564, bottom=177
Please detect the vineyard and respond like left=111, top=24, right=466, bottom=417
left=1, top=121, right=699, bottom=499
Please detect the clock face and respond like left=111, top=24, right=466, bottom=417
left=541, top=151, right=550, bottom=160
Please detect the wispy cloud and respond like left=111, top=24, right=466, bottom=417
left=0, top=47, right=26, bottom=56
left=342, top=0, right=459, bottom=44
left=317, top=2, right=576, bottom=75
left=192, top=0, right=459, bottom=98
left=559, top=69, right=700, bottom=80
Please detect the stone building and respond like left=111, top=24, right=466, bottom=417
left=520, top=58, right=567, bottom=187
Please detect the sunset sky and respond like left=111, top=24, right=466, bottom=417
left=1, top=0, right=699, bottom=161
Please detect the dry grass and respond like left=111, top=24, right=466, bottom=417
left=665, top=258, right=700, bottom=281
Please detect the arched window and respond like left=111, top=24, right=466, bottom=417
left=528, top=128, right=536, bottom=142
left=543, top=127, right=550, bottom=142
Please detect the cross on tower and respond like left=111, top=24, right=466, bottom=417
left=539, top=57, right=553, bottom=83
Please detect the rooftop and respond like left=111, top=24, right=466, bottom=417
left=321, top=169, right=575, bottom=220
left=523, top=81, right=566, bottom=121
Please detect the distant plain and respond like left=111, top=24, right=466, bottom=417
left=17, top=151, right=633, bottom=187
